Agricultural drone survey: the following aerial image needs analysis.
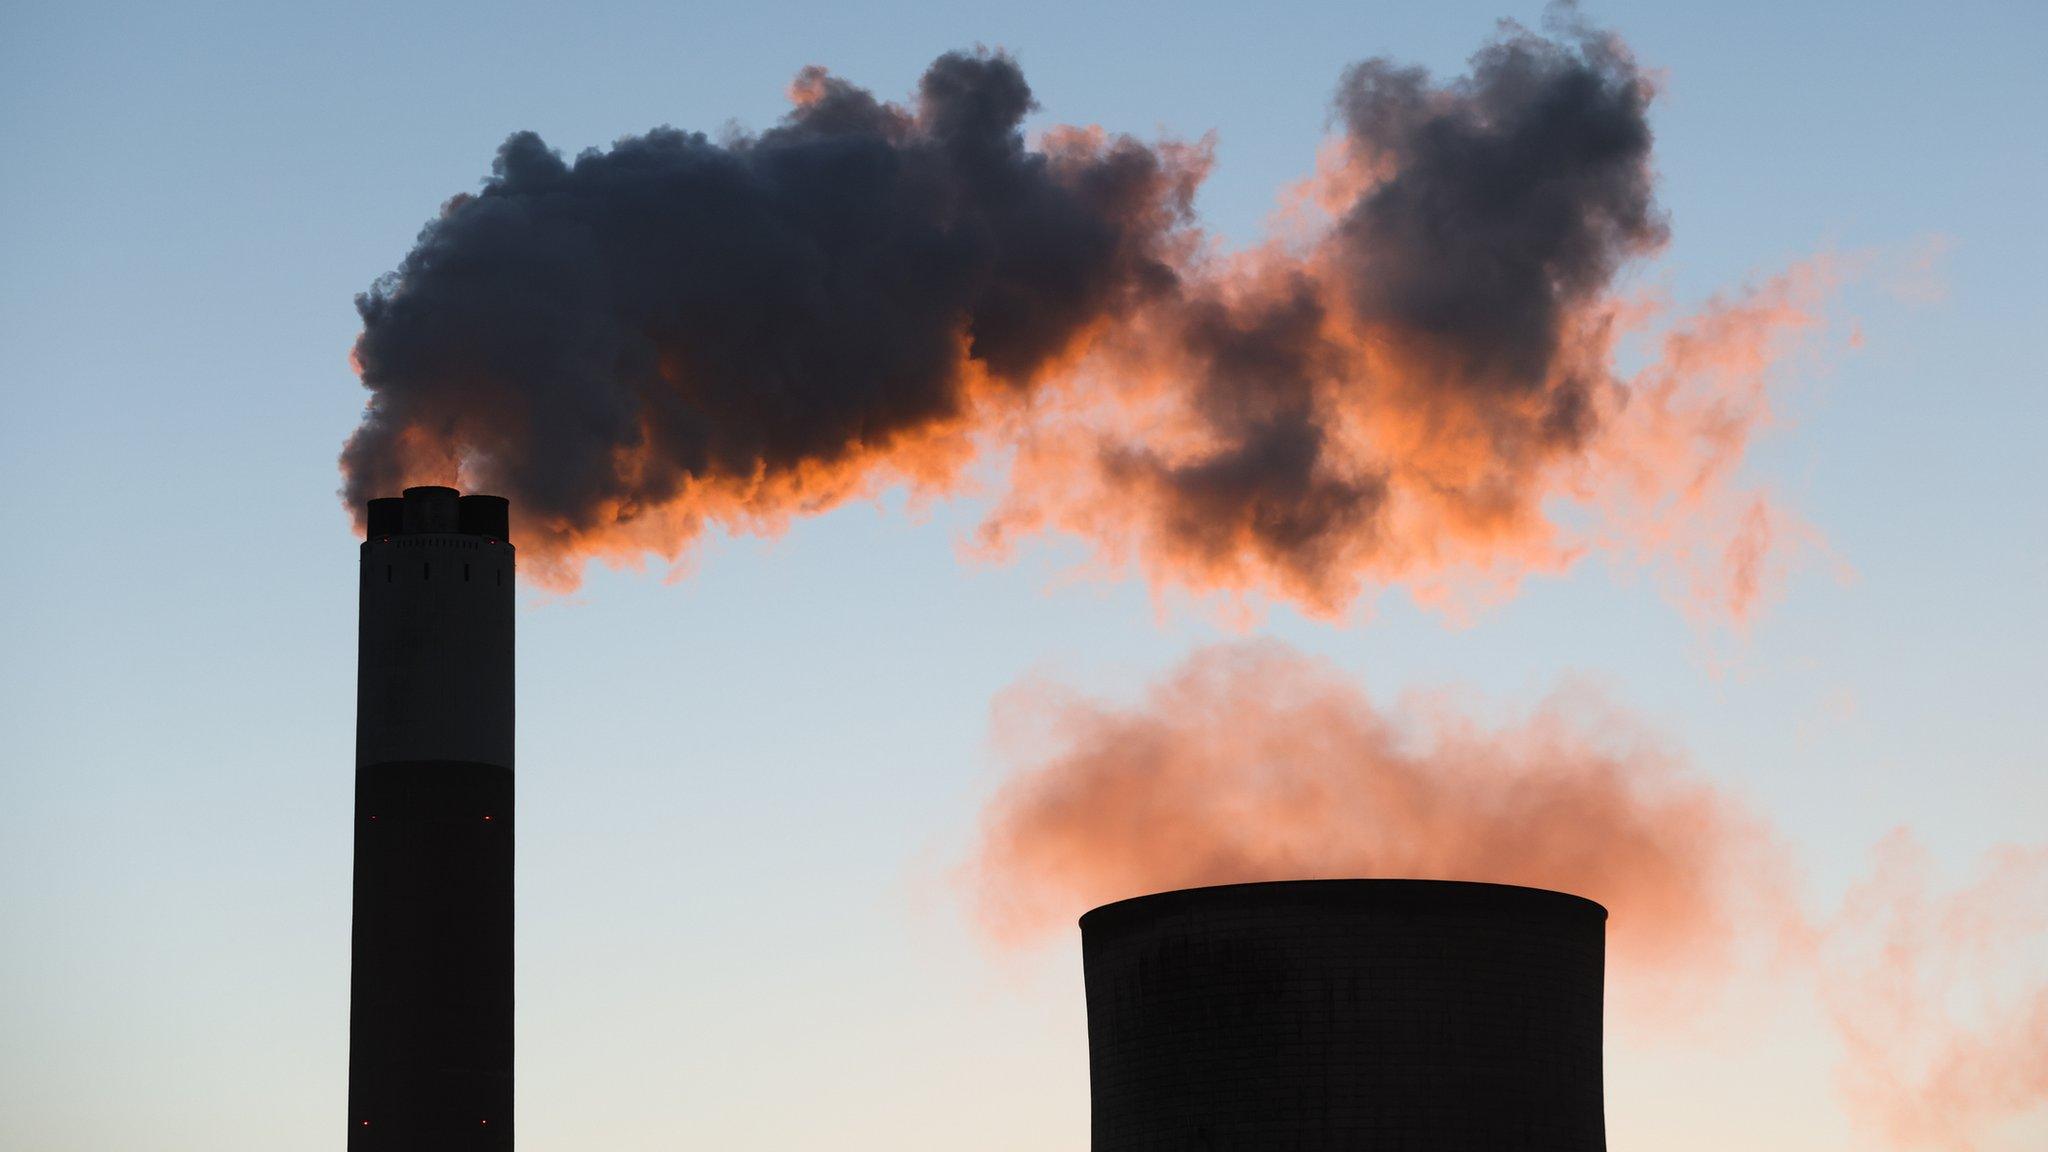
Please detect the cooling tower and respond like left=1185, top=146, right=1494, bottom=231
left=1081, top=880, right=1607, bottom=1150
left=348, top=485, right=515, bottom=1149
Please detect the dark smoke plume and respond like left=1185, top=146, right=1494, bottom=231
left=344, top=14, right=1826, bottom=618
left=344, top=51, right=1203, bottom=578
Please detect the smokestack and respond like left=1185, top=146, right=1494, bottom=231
left=1080, top=880, right=1607, bottom=1149
left=349, top=485, right=515, bottom=1148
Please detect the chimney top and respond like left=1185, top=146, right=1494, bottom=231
left=365, top=487, right=511, bottom=542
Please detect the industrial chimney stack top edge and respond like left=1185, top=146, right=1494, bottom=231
left=364, top=486, right=512, bottom=543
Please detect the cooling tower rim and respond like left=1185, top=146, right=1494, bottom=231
left=1078, top=878, right=1607, bottom=934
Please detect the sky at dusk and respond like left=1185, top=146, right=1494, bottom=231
left=2, top=1, right=2044, bottom=1149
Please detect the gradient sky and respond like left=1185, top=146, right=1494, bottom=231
left=2, top=1, right=2044, bottom=1149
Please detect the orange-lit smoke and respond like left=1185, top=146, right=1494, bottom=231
left=1578, top=260, right=1840, bottom=626
left=977, top=245, right=1835, bottom=627
left=342, top=18, right=1842, bottom=626
left=1819, top=831, right=2048, bottom=1150
left=960, top=644, right=2048, bottom=1147
left=963, top=642, right=1787, bottom=987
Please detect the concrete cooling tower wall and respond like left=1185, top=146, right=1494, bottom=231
left=1080, top=879, right=1608, bottom=1150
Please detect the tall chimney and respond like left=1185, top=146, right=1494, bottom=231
left=1080, top=880, right=1607, bottom=1149
left=349, top=485, right=515, bottom=1148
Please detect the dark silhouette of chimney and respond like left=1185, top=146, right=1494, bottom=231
left=1081, top=880, right=1607, bottom=1150
left=349, top=485, right=515, bottom=1149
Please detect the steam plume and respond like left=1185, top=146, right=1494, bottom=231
left=1819, top=832, right=2048, bottom=1150
left=961, top=643, right=2048, bottom=1148
left=343, top=14, right=1827, bottom=618
left=963, top=642, right=1782, bottom=986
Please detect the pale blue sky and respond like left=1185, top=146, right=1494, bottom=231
left=2, top=1, right=2044, bottom=1148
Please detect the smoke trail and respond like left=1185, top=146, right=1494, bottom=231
left=999, top=19, right=1672, bottom=612
left=960, top=643, right=2048, bottom=1148
left=1819, top=831, right=2048, bottom=1150
left=342, top=13, right=1827, bottom=618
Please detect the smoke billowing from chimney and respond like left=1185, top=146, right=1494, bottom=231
left=960, top=641, right=2048, bottom=1148
left=343, top=49, right=1204, bottom=585
left=342, top=11, right=1827, bottom=618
